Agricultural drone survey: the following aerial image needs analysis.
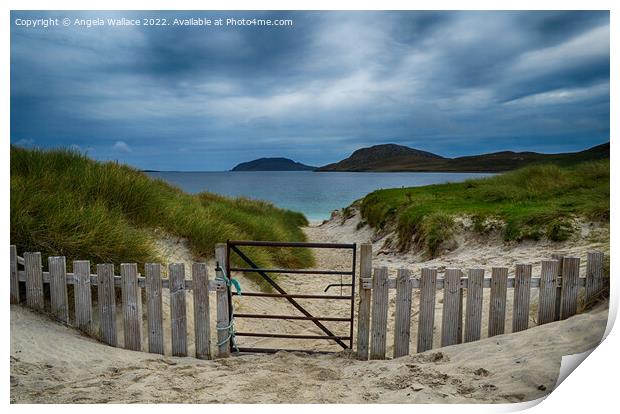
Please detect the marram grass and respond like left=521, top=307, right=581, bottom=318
left=11, top=146, right=314, bottom=288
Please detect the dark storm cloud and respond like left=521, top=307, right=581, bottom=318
left=10, top=11, right=609, bottom=170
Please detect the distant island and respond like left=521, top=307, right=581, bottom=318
left=317, top=142, right=609, bottom=172
left=231, top=157, right=317, bottom=171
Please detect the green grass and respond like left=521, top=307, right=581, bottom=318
left=359, top=160, right=609, bottom=256
left=11, top=146, right=314, bottom=287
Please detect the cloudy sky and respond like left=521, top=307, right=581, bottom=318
left=11, top=11, right=609, bottom=170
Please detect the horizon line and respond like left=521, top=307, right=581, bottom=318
left=143, top=140, right=609, bottom=172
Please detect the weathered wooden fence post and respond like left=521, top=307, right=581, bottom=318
left=464, top=269, right=484, bottom=343
left=551, top=253, right=565, bottom=321
left=97, top=263, right=117, bottom=346
left=488, top=267, right=508, bottom=337
left=560, top=257, right=580, bottom=319
left=356, top=243, right=372, bottom=360
left=393, top=268, right=413, bottom=358
left=10, top=245, right=19, bottom=304
left=121, top=263, right=142, bottom=351
left=441, top=269, right=462, bottom=347
left=24, top=252, right=44, bottom=310
left=538, top=260, right=559, bottom=325
left=73, top=260, right=92, bottom=333
left=585, top=252, right=604, bottom=303
left=169, top=263, right=188, bottom=357
left=145, top=263, right=164, bottom=355
left=512, top=264, right=532, bottom=332
left=215, top=243, right=231, bottom=358
left=49, top=256, right=69, bottom=323
left=369, top=266, right=389, bottom=359
left=457, top=280, right=464, bottom=344
left=417, top=268, right=437, bottom=353
left=193, top=262, right=211, bottom=359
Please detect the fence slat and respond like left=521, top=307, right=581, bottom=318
left=551, top=253, right=564, bottom=321
left=145, top=263, right=164, bottom=355
left=24, top=252, right=44, bottom=310
left=48, top=256, right=69, bottom=323
left=10, top=246, right=19, bottom=304
left=512, top=264, right=532, bottom=332
left=97, top=264, right=117, bottom=346
left=441, top=269, right=462, bottom=347
left=370, top=267, right=389, bottom=359
left=457, top=285, right=464, bottom=344
left=560, top=257, right=580, bottom=319
left=121, top=263, right=142, bottom=351
left=393, top=268, right=412, bottom=358
left=215, top=244, right=230, bottom=358
left=73, top=261, right=92, bottom=332
left=356, top=243, right=372, bottom=360
left=464, top=269, right=484, bottom=343
left=193, top=262, right=211, bottom=359
left=169, top=263, right=188, bottom=357
left=488, top=267, right=508, bottom=337
left=417, top=268, right=437, bottom=353
left=585, top=252, right=604, bottom=303
left=538, top=260, right=559, bottom=325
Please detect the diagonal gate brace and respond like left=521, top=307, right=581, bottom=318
left=229, top=245, right=348, bottom=349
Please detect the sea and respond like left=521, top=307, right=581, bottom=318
left=147, top=171, right=492, bottom=222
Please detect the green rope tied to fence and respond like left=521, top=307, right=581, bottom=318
left=229, top=278, right=242, bottom=296
left=215, top=263, right=241, bottom=351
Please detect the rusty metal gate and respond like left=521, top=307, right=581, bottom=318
left=225, top=240, right=356, bottom=354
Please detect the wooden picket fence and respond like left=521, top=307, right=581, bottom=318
left=10, top=244, right=234, bottom=359
left=355, top=243, right=607, bottom=360
left=10, top=242, right=607, bottom=361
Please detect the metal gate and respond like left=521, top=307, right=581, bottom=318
left=225, top=240, right=356, bottom=354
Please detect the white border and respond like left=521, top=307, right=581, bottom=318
left=2, top=1, right=616, bottom=412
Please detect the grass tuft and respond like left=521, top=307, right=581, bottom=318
left=421, top=213, right=455, bottom=256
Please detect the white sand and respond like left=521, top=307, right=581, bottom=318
left=10, top=303, right=607, bottom=403
left=10, top=212, right=609, bottom=403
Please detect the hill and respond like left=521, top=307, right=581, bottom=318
left=318, top=144, right=443, bottom=171
left=232, top=157, right=317, bottom=171
left=10, top=146, right=314, bottom=280
left=318, top=142, right=609, bottom=172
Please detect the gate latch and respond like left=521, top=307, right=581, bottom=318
left=323, top=283, right=353, bottom=292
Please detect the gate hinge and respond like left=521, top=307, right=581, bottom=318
left=215, top=280, right=228, bottom=291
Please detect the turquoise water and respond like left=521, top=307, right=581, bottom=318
left=148, top=171, right=492, bottom=221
